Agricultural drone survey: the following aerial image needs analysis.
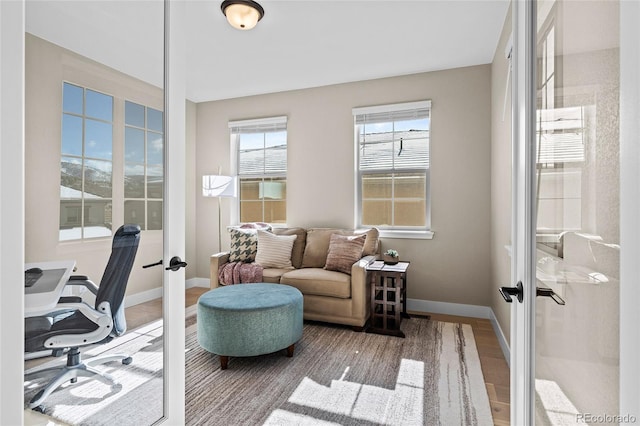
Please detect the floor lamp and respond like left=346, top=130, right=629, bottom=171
left=202, top=174, right=237, bottom=252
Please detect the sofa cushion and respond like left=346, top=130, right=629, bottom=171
left=301, top=227, right=379, bottom=268
left=273, top=227, right=307, bottom=269
left=281, top=268, right=351, bottom=299
left=301, top=228, right=341, bottom=268
left=262, top=268, right=289, bottom=284
left=324, top=234, right=366, bottom=274
left=255, top=230, right=297, bottom=269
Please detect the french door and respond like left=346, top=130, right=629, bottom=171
left=5, top=0, right=186, bottom=425
left=510, top=0, right=640, bottom=423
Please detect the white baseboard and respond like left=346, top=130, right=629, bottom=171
left=489, top=308, right=511, bottom=367
left=407, top=298, right=493, bottom=319
left=186, top=277, right=210, bottom=288
left=407, top=298, right=510, bottom=364
left=124, top=287, right=163, bottom=308
left=123, top=277, right=210, bottom=308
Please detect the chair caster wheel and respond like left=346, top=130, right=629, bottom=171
left=32, top=405, right=45, bottom=413
left=122, top=357, right=133, bottom=365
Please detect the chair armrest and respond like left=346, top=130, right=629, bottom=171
left=210, top=252, right=230, bottom=289
left=58, top=296, right=82, bottom=303
left=66, top=276, right=99, bottom=295
left=42, top=301, right=113, bottom=348
left=350, top=255, right=376, bottom=321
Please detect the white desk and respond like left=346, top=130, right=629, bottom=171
left=25, top=260, right=76, bottom=317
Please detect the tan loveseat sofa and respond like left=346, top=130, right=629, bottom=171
left=210, top=227, right=379, bottom=329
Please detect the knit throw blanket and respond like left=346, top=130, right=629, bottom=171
left=218, top=262, right=264, bottom=285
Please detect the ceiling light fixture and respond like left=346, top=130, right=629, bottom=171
left=221, top=0, right=264, bottom=30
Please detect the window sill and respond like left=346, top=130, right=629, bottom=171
left=378, top=229, right=434, bottom=240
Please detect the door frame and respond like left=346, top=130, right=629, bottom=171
left=0, top=0, right=188, bottom=423
left=510, top=0, right=640, bottom=423
left=162, top=0, right=187, bottom=423
left=0, top=1, right=26, bottom=424
left=619, top=0, right=640, bottom=419
left=510, top=0, right=536, bottom=424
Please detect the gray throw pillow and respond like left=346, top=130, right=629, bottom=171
left=228, top=228, right=259, bottom=262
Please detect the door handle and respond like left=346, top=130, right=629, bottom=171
left=142, top=260, right=163, bottom=269
left=499, top=281, right=523, bottom=303
left=536, top=287, right=566, bottom=305
left=165, top=256, right=188, bottom=272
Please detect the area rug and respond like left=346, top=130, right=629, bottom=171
left=24, top=310, right=493, bottom=426
left=23, top=318, right=165, bottom=426
left=185, top=315, right=494, bottom=426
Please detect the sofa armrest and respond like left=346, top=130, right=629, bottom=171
left=210, top=252, right=230, bottom=289
left=350, top=255, right=376, bottom=321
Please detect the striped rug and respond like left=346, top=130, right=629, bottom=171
left=185, top=315, right=493, bottom=425
left=24, top=312, right=493, bottom=425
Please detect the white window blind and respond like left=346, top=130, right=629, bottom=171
left=354, top=101, right=430, bottom=172
left=230, top=116, right=287, bottom=176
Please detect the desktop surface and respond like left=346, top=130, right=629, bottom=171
left=25, top=268, right=66, bottom=294
left=25, top=260, right=76, bottom=317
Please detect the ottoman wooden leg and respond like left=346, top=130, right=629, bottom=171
left=286, top=344, right=295, bottom=358
left=220, top=355, right=229, bottom=370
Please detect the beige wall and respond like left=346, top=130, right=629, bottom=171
left=195, top=66, right=493, bottom=307
left=25, top=34, right=164, bottom=296
left=185, top=100, right=198, bottom=280
left=490, top=6, right=513, bottom=343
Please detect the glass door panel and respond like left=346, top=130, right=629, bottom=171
left=25, top=1, right=165, bottom=424
left=534, top=0, right=620, bottom=423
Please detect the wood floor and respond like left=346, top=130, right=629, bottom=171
left=27, top=287, right=510, bottom=425
left=129, top=287, right=511, bottom=425
left=427, top=312, right=510, bottom=426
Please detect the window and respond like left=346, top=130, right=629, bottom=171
left=230, top=116, right=287, bottom=224
left=124, top=101, right=164, bottom=231
left=59, top=83, right=163, bottom=241
left=535, top=12, right=587, bottom=254
left=354, top=101, right=431, bottom=234
left=60, top=82, right=113, bottom=241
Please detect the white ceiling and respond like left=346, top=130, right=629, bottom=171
left=26, top=0, right=510, bottom=103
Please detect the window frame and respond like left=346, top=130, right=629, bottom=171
left=59, top=81, right=164, bottom=242
left=123, top=99, right=164, bottom=231
left=229, top=116, right=288, bottom=225
left=353, top=100, right=433, bottom=239
left=59, top=81, right=114, bottom=241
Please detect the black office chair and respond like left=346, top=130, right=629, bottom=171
left=24, top=224, right=141, bottom=410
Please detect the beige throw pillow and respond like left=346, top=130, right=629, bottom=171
left=255, top=230, right=297, bottom=269
left=324, top=233, right=366, bottom=275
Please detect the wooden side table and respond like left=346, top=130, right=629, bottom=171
left=366, top=260, right=410, bottom=337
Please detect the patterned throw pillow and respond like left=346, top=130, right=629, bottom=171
left=228, top=228, right=259, bottom=263
left=324, top=233, right=366, bottom=275
left=227, top=223, right=272, bottom=263
left=255, top=230, right=297, bottom=269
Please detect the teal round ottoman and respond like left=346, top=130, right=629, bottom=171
left=197, top=283, right=303, bottom=370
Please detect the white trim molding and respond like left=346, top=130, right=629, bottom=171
left=123, top=278, right=209, bottom=308
left=228, top=115, right=287, bottom=128
left=186, top=277, right=210, bottom=288
left=353, top=100, right=432, bottom=116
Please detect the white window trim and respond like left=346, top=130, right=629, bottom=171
left=230, top=115, right=288, bottom=225
left=228, top=115, right=287, bottom=129
left=353, top=100, right=433, bottom=238
left=352, top=100, right=431, bottom=116
left=379, top=229, right=435, bottom=240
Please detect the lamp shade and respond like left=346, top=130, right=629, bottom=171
left=203, top=175, right=237, bottom=198
left=221, top=0, right=264, bottom=30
